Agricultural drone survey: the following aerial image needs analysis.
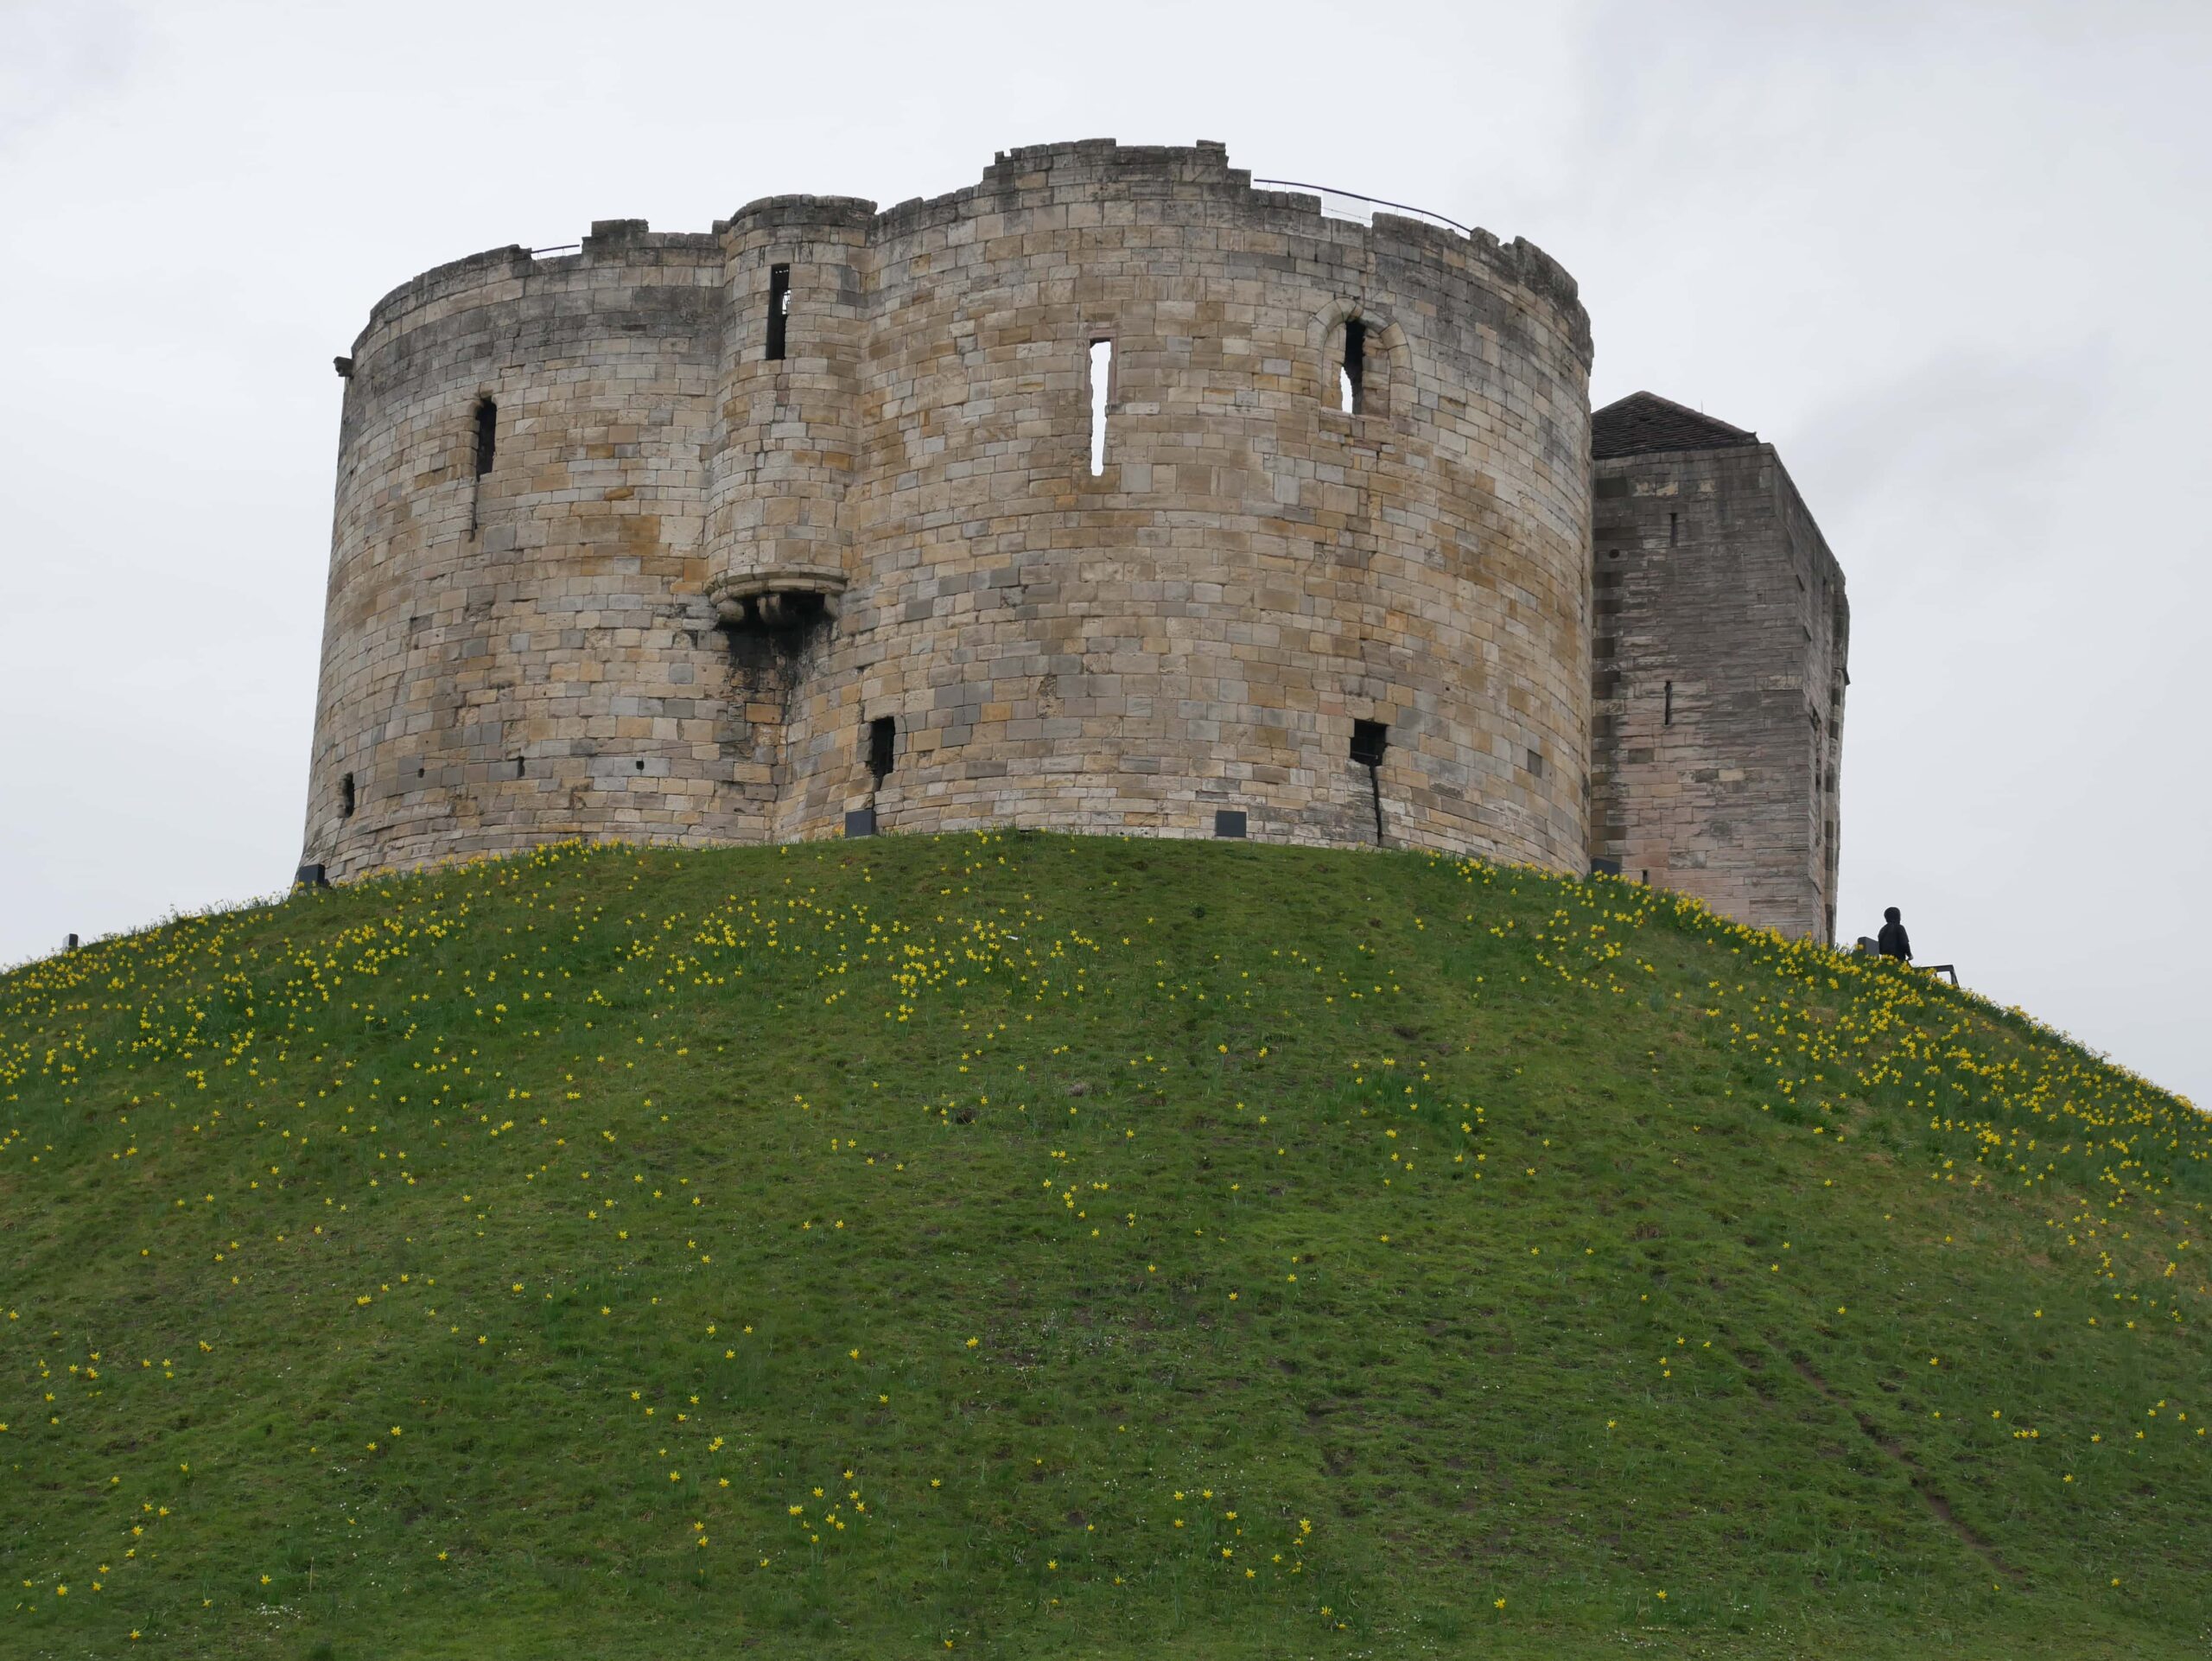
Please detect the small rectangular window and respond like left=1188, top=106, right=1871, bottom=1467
left=1088, top=340, right=1112, bottom=475
left=1526, top=748, right=1545, bottom=778
left=1668, top=510, right=1679, bottom=545
left=1340, top=317, right=1366, bottom=414
left=1350, top=720, right=1388, bottom=767
left=1663, top=680, right=1673, bottom=726
left=766, top=264, right=791, bottom=361
left=868, top=716, right=896, bottom=782
left=339, top=773, right=356, bottom=819
left=473, top=398, right=497, bottom=476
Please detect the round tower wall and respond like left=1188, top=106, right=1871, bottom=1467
left=303, top=142, right=1592, bottom=879
left=304, top=226, right=742, bottom=880
left=702, top=200, right=872, bottom=609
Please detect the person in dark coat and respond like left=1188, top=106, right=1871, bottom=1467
left=1877, top=907, right=1912, bottom=963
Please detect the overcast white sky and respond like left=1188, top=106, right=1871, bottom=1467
left=2, top=0, right=2206, bottom=1104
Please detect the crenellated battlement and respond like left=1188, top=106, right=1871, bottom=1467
left=352, top=142, right=1589, bottom=378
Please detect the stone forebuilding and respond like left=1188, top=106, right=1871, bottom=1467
left=1586, top=393, right=1848, bottom=944
left=300, top=139, right=1848, bottom=942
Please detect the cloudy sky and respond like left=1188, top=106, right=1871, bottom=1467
left=2, top=0, right=2205, bottom=1103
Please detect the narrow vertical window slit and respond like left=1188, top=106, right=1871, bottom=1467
left=766, top=264, right=791, bottom=361
left=1340, top=317, right=1366, bottom=414
left=1088, top=340, right=1112, bottom=476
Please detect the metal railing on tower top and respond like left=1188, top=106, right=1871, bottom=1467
left=1249, top=179, right=1473, bottom=238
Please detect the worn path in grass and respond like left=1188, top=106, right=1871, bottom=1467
left=2, top=834, right=2206, bottom=1658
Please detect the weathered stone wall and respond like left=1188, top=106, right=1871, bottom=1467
left=1587, top=443, right=1848, bottom=941
left=304, top=224, right=740, bottom=876
left=303, top=140, right=1594, bottom=881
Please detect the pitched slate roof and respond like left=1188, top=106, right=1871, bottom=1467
left=1591, top=391, right=1758, bottom=460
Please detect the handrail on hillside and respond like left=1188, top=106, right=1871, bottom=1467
left=1852, top=938, right=1961, bottom=986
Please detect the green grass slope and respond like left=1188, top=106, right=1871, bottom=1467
left=2, top=835, right=2207, bottom=1660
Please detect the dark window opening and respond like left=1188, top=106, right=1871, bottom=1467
left=514, top=757, right=525, bottom=779
left=1668, top=510, right=1678, bottom=545
left=1349, top=719, right=1388, bottom=847
left=1526, top=748, right=1545, bottom=778
left=339, top=773, right=356, bottom=819
left=473, top=398, right=497, bottom=477
left=725, top=588, right=830, bottom=635
left=635, top=759, right=646, bottom=771
left=766, top=264, right=791, bottom=361
left=868, top=716, right=896, bottom=782
left=1213, top=808, right=1248, bottom=839
left=1663, top=680, right=1674, bottom=726
left=1339, top=317, right=1366, bottom=414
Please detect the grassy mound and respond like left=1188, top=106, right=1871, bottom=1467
left=2, top=834, right=2207, bottom=1659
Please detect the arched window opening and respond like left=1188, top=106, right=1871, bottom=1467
left=1339, top=317, right=1366, bottom=414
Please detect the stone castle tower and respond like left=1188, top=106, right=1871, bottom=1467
left=301, top=140, right=1847, bottom=941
